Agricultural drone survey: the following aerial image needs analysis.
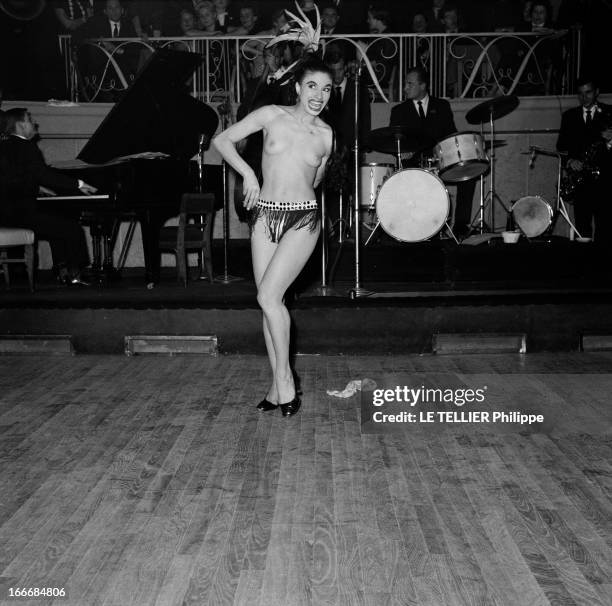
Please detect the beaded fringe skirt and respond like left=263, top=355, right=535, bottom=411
left=249, top=199, right=319, bottom=243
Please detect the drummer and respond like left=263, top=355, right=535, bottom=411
left=389, top=66, right=476, bottom=240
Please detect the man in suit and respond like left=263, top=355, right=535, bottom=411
left=324, top=49, right=372, bottom=233
left=0, top=108, right=96, bottom=284
left=557, top=76, right=612, bottom=241
left=213, top=0, right=237, bottom=33
left=77, top=0, right=138, bottom=93
left=81, top=0, right=136, bottom=38
left=390, top=66, right=475, bottom=239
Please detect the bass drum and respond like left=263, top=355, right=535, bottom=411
left=376, top=169, right=450, bottom=242
left=511, top=196, right=554, bottom=238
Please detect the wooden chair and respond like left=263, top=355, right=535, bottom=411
left=159, top=193, right=215, bottom=286
left=0, top=227, right=35, bottom=292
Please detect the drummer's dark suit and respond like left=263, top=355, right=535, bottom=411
left=390, top=97, right=476, bottom=238
left=557, top=102, right=612, bottom=240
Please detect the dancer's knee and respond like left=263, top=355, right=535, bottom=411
left=256, top=288, right=282, bottom=313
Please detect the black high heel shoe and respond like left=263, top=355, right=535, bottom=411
left=280, top=395, right=301, bottom=417
left=256, top=398, right=278, bottom=412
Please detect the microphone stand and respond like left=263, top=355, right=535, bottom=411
left=194, top=134, right=213, bottom=281
left=214, top=102, right=242, bottom=284
left=349, top=61, right=373, bottom=299
left=304, top=180, right=343, bottom=296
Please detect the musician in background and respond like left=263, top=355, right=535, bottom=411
left=390, top=66, right=476, bottom=239
left=557, top=75, right=611, bottom=241
left=0, top=108, right=97, bottom=285
left=323, top=48, right=371, bottom=234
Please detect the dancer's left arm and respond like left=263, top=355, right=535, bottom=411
left=313, top=126, right=333, bottom=189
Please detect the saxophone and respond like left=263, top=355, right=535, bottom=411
left=561, top=108, right=612, bottom=200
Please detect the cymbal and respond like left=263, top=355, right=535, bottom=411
left=465, top=95, right=519, bottom=125
left=367, top=126, right=435, bottom=154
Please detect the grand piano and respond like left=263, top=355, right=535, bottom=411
left=44, top=48, right=219, bottom=285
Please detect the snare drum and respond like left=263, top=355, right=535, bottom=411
left=434, top=132, right=488, bottom=182
left=376, top=169, right=450, bottom=242
left=511, top=196, right=554, bottom=238
left=360, top=163, right=394, bottom=209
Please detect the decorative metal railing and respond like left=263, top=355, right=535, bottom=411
left=59, top=28, right=581, bottom=104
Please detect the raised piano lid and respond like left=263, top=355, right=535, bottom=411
left=77, top=48, right=219, bottom=164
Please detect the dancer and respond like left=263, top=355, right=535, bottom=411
left=213, top=55, right=333, bottom=416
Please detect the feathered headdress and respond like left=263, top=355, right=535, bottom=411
left=265, top=1, right=389, bottom=102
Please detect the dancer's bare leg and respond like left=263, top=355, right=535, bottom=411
left=254, top=221, right=320, bottom=404
left=251, top=224, right=278, bottom=402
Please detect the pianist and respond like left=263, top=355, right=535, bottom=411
left=0, top=108, right=97, bottom=285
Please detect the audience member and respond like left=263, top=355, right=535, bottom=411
left=0, top=108, right=96, bottom=284
left=186, top=1, right=219, bottom=35
left=81, top=0, right=136, bottom=39
left=213, top=0, right=237, bottom=33
left=530, top=1, right=554, bottom=31
left=419, top=0, right=446, bottom=32
left=54, top=0, right=96, bottom=32
left=321, top=4, right=342, bottom=35
left=517, top=0, right=534, bottom=30
left=364, top=7, right=397, bottom=98
left=178, top=9, right=196, bottom=35
left=229, top=4, right=261, bottom=35
left=412, top=12, right=430, bottom=33
left=442, top=5, right=463, bottom=33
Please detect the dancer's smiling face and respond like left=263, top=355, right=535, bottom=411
left=296, top=69, right=333, bottom=116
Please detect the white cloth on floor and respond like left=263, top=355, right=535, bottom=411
left=327, top=378, right=377, bottom=398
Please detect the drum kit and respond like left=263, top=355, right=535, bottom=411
left=359, top=94, right=522, bottom=245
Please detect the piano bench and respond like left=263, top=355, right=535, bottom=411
left=159, top=193, right=215, bottom=286
left=0, top=227, right=36, bottom=292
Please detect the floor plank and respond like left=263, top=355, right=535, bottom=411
left=0, top=353, right=611, bottom=605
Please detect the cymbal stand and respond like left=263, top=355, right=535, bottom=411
left=467, top=121, right=493, bottom=235
left=349, top=62, right=374, bottom=299
left=481, top=109, right=511, bottom=232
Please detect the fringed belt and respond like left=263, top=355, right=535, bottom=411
left=249, top=199, right=319, bottom=243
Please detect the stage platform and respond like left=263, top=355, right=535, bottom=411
left=1, top=238, right=612, bottom=355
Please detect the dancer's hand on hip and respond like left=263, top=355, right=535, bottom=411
left=243, top=171, right=260, bottom=210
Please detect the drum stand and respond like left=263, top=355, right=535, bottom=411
left=530, top=146, right=582, bottom=239
left=468, top=111, right=512, bottom=235
left=467, top=174, right=492, bottom=235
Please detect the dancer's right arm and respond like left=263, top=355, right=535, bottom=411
left=213, top=105, right=274, bottom=210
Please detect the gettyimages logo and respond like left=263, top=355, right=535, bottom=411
left=361, top=379, right=545, bottom=434
left=372, top=385, right=487, bottom=407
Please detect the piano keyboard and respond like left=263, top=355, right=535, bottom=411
left=37, top=194, right=110, bottom=201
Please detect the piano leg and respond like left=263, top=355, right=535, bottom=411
left=91, top=231, right=102, bottom=273
left=139, top=209, right=165, bottom=286
left=82, top=214, right=121, bottom=284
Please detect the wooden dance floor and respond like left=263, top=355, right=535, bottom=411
left=1, top=352, right=611, bottom=605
